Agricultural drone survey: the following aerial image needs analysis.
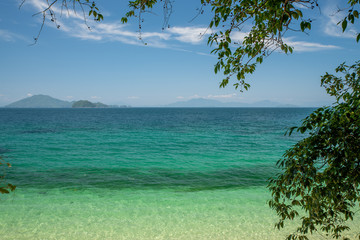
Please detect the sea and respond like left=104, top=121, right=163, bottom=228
left=0, top=108, right=358, bottom=239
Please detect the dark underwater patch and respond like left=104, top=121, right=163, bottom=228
left=21, top=129, right=57, bottom=134
left=7, top=165, right=277, bottom=191
left=0, top=147, right=10, bottom=154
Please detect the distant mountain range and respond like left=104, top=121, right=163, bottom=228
left=3, top=94, right=298, bottom=108
left=4, top=95, right=126, bottom=108
left=165, top=98, right=297, bottom=108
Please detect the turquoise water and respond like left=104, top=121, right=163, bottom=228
left=0, top=108, right=357, bottom=239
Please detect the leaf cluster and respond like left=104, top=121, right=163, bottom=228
left=268, top=62, right=360, bottom=239
left=121, top=0, right=159, bottom=24
left=338, top=0, right=360, bottom=42
left=121, top=0, right=319, bottom=91
left=205, top=0, right=314, bottom=91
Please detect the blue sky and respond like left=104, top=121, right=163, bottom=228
left=0, top=0, right=359, bottom=106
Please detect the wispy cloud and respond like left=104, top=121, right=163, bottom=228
left=91, top=96, right=102, bottom=99
left=230, top=31, right=338, bottom=52
left=323, top=5, right=358, bottom=38
left=128, top=96, right=139, bottom=99
left=207, top=93, right=236, bottom=99
left=284, top=37, right=340, bottom=52
left=25, top=0, right=212, bottom=48
left=231, top=32, right=248, bottom=42
left=0, top=29, right=27, bottom=42
left=167, top=27, right=209, bottom=44
left=75, top=21, right=171, bottom=48
left=185, top=93, right=238, bottom=100
left=25, top=0, right=165, bottom=45
left=189, top=94, right=201, bottom=99
left=24, top=0, right=340, bottom=53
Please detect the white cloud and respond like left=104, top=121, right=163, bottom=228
left=323, top=5, right=358, bottom=38
left=94, top=22, right=170, bottom=39
left=25, top=0, right=210, bottom=47
left=207, top=93, right=236, bottom=99
left=23, top=0, right=339, bottom=54
left=182, top=93, right=238, bottom=100
left=86, top=22, right=171, bottom=47
left=226, top=30, right=338, bottom=53
left=27, top=93, right=33, bottom=97
left=128, top=96, right=139, bottom=99
left=91, top=96, right=101, bottom=99
left=284, top=37, right=340, bottom=52
left=189, top=94, right=201, bottom=99
left=195, top=51, right=212, bottom=56
left=25, top=0, right=169, bottom=46
left=26, top=0, right=83, bottom=21
left=25, top=0, right=47, bottom=11
left=293, top=2, right=313, bottom=9
left=231, top=32, right=248, bottom=42
left=167, top=26, right=209, bottom=44
left=0, top=29, right=26, bottom=42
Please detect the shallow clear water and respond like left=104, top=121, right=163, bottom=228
left=0, top=108, right=357, bottom=239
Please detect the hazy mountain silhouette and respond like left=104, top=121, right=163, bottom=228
left=165, top=98, right=297, bottom=107
left=5, top=95, right=72, bottom=108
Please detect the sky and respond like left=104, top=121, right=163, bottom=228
left=0, top=0, right=359, bottom=107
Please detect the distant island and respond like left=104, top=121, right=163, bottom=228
left=4, top=94, right=129, bottom=108
left=72, top=100, right=105, bottom=108
left=72, top=100, right=123, bottom=108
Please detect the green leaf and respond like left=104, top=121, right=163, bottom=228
left=353, top=10, right=359, bottom=18
left=121, top=17, right=128, bottom=24
left=342, top=20, right=348, bottom=32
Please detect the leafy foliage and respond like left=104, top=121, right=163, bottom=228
left=0, top=156, right=16, bottom=196
left=268, top=62, right=360, bottom=239
left=339, top=0, right=360, bottom=41
left=205, top=0, right=311, bottom=91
